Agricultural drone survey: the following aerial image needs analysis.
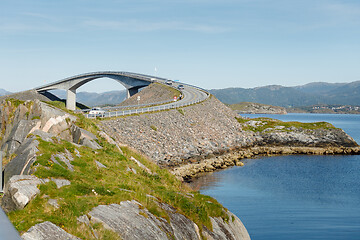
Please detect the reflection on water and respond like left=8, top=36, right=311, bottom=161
left=187, top=172, right=222, bottom=191
left=199, top=155, right=360, bottom=240
left=197, top=114, right=360, bottom=240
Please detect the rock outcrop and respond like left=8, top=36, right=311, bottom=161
left=256, top=127, right=357, bottom=147
left=0, top=99, right=100, bottom=186
left=88, top=200, right=250, bottom=240
left=2, top=175, right=71, bottom=213
left=1, top=175, right=45, bottom=212
left=21, top=221, right=81, bottom=240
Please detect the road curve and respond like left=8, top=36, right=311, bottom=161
left=86, top=78, right=209, bottom=118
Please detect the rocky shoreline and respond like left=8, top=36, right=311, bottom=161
left=99, top=94, right=360, bottom=183
left=100, top=96, right=359, bottom=175
left=171, top=145, right=360, bottom=181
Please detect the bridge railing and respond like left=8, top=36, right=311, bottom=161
left=85, top=92, right=208, bottom=118
left=75, top=98, right=176, bottom=113
left=35, top=71, right=168, bottom=91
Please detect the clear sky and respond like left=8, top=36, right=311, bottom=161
left=1, top=0, right=360, bottom=92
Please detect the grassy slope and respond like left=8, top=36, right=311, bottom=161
left=7, top=104, right=227, bottom=239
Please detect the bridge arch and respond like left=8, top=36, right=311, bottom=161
left=35, top=71, right=162, bottom=110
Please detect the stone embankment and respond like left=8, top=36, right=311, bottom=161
left=100, top=96, right=359, bottom=180
left=100, top=96, right=257, bottom=167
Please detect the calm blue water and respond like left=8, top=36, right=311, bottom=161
left=198, top=114, right=360, bottom=240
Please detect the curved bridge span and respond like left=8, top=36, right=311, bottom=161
left=35, top=71, right=167, bottom=110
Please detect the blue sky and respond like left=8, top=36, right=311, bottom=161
left=1, top=0, right=360, bottom=92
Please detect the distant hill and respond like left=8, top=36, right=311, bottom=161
left=2, top=80, right=359, bottom=108
left=0, top=89, right=11, bottom=96
left=209, top=81, right=360, bottom=107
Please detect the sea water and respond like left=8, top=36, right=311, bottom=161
left=197, top=114, right=360, bottom=240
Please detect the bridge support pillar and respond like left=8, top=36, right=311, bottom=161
left=126, top=87, right=139, bottom=99
left=66, top=89, right=76, bottom=110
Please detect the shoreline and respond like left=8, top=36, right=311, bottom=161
left=171, top=146, right=360, bottom=181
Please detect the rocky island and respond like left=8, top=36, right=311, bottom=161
left=0, top=84, right=358, bottom=239
left=229, top=102, right=287, bottom=114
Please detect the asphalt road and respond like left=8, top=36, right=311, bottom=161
left=87, top=79, right=209, bottom=118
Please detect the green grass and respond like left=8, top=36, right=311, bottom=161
left=7, top=98, right=25, bottom=108
left=154, top=82, right=181, bottom=97
left=236, top=117, right=336, bottom=132
left=8, top=114, right=227, bottom=239
left=177, top=108, right=185, bottom=116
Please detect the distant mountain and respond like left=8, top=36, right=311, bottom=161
left=294, top=82, right=347, bottom=95
left=0, top=89, right=11, bottom=96
left=209, top=81, right=360, bottom=107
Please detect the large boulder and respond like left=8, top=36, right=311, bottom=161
left=88, top=200, right=250, bottom=240
left=203, top=212, right=250, bottom=240
left=1, top=120, right=37, bottom=155
left=3, top=138, right=39, bottom=185
left=70, top=124, right=101, bottom=149
left=89, top=201, right=169, bottom=240
left=2, top=175, right=45, bottom=213
left=21, top=221, right=80, bottom=240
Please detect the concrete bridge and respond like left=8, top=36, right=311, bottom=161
left=35, top=71, right=165, bottom=110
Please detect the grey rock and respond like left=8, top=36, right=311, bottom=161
left=98, top=131, right=123, bottom=154
left=74, top=149, right=81, bottom=157
left=4, top=138, right=39, bottom=185
left=2, top=120, right=37, bottom=155
left=77, top=215, right=98, bottom=239
left=89, top=200, right=169, bottom=240
left=119, top=188, right=135, bottom=193
left=81, top=137, right=102, bottom=150
left=47, top=199, right=59, bottom=209
left=160, top=203, right=201, bottom=240
left=258, top=127, right=358, bottom=148
left=77, top=215, right=90, bottom=225
left=130, top=156, right=152, bottom=174
left=70, top=124, right=101, bottom=149
left=51, top=152, right=74, bottom=171
left=2, top=175, right=45, bottom=212
left=21, top=221, right=81, bottom=240
left=88, top=200, right=248, bottom=240
left=51, top=178, right=71, bottom=189
left=95, top=160, right=107, bottom=169
left=126, top=167, right=137, bottom=174
left=31, top=130, right=55, bottom=143
left=203, top=212, right=250, bottom=240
